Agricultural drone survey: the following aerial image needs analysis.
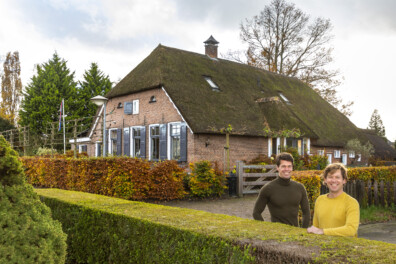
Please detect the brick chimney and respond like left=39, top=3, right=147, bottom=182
left=204, top=35, right=219, bottom=58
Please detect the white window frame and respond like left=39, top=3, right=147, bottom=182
left=130, top=126, right=144, bottom=158
left=95, top=141, right=102, bottom=157
left=78, top=144, right=87, bottom=153
left=132, top=99, right=139, bottom=114
left=342, top=154, right=347, bottom=165
left=167, top=122, right=182, bottom=160
left=203, top=76, right=219, bottom=90
left=148, top=124, right=160, bottom=161
left=306, top=138, right=311, bottom=155
left=268, top=138, right=272, bottom=156
left=317, top=150, right=324, bottom=156
left=108, top=128, right=118, bottom=155
left=357, top=154, right=362, bottom=162
left=334, top=150, right=341, bottom=158
left=349, top=151, right=355, bottom=158
left=327, top=153, right=332, bottom=163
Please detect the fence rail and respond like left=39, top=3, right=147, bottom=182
left=321, top=180, right=396, bottom=208
left=236, top=161, right=277, bottom=197
left=236, top=162, right=396, bottom=208
left=0, top=115, right=103, bottom=156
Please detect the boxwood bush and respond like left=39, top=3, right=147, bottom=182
left=37, top=188, right=396, bottom=264
left=0, top=136, right=67, bottom=264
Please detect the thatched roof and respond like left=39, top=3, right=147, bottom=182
left=360, top=129, right=396, bottom=160
left=107, top=44, right=365, bottom=147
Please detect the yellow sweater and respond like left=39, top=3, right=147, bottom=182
left=313, top=192, right=359, bottom=237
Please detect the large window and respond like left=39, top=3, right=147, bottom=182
left=95, top=142, right=102, bottom=157
left=170, top=123, right=181, bottom=160
left=110, top=129, right=118, bottom=155
left=133, top=127, right=142, bottom=157
left=150, top=125, right=160, bottom=160
left=334, top=150, right=341, bottom=158
left=286, top=138, right=303, bottom=155
left=108, top=128, right=122, bottom=156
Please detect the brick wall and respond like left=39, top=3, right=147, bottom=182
left=88, top=87, right=188, bottom=157
left=191, top=134, right=268, bottom=169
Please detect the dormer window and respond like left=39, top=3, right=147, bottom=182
left=279, top=92, right=291, bottom=104
left=203, top=76, right=220, bottom=91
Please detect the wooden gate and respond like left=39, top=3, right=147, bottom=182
left=236, top=161, right=278, bottom=197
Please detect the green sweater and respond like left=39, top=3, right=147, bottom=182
left=253, top=177, right=310, bottom=228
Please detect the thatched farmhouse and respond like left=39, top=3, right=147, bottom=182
left=80, top=36, right=371, bottom=167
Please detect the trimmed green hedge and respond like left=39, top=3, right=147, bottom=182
left=36, top=188, right=396, bottom=264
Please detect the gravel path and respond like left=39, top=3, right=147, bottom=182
left=157, top=194, right=270, bottom=220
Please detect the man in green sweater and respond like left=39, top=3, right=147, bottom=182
left=253, top=152, right=310, bottom=228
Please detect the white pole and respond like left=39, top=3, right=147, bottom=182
left=63, top=98, right=66, bottom=154
left=103, top=102, right=106, bottom=157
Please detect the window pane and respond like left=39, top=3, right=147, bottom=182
left=172, top=136, right=180, bottom=160
left=151, top=137, right=159, bottom=160
left=172, top=124, right=180, bottom=136
left=110, top=130, right=117, bottom=139
left=134, top=138, right=141, bottom=157
left=151, top=126, right=159, bottom=136
left=133, top=128, right=140, bottom=137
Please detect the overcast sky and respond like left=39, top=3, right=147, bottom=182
left=1, top=0, right=395, bottom=141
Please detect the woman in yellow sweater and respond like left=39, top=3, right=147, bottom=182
left=307, top=163, right=360, bottom=237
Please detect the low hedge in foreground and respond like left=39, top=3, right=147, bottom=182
left=36, top=188, right=396, bottom=264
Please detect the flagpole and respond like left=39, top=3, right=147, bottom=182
left=62, top=98, right=66, bottom=154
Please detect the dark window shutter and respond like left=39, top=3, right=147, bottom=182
left=140, top=127, right=146, bottom=159
left=116, top=128, right=122, bottom=156
left=97, top=143, right=101, bottom=157
left=159, top=124, right=167, bottom=160
left=104, top=129, right=108, bottom=156
left=124, top=102, right=132, bottom=114
left=123, top=128, right=130, bottom=156
left=180, top=123, right=187, bottom=162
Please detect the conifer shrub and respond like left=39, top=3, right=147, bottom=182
left=188, top=160, right=227, bottom=197
left=0, top=136, right=67, bottom=264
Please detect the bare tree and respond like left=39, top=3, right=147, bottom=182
left=1, top=51, right=22, bottom=126
left=224, top=0, right=353, bottom=116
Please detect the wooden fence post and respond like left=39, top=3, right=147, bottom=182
left=387, top=182, right=392, bottom=207
left=236, top=161, right=243, bottom=198
left=380, top=180, right=385, bottom=207
left=394, top=181, right=396, bottom=207
left=374, top=181, right=379, bottom=207
left=367, top=180, right=372, bottom=206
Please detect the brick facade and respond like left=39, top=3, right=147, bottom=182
left=81, top=87, right=271, bottom=168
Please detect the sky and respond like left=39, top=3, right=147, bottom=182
left=1, top=0, right=395, bottom=141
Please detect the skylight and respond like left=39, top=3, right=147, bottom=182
left=203, top=76, right=219, bottom=91
left=279, top=92, right=291, bottom=104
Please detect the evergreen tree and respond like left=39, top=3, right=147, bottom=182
left=367, top=109, right=386, bottom=137
left=0, top=135, right=67, bottom=263
left=76, top=62, right=112, bottom=118
left=0, top=116, right=15, bottom=132
left=19, top=53, right=78, bottom=135
left=0, top=51, right=22, bottom=126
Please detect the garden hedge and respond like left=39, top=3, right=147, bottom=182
left=22, top=157, right=186, bottom=200
left=36, top=188, right=396, bottom=264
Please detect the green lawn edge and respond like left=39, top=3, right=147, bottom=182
left=36, top=188, right=396, bottom=263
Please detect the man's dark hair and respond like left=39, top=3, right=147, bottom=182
left=275, top=152, right=294, bottom=167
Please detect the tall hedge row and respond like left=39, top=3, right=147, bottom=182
left=22, top=157, right=186, bottom=200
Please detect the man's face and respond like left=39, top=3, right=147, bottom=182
left=277, top=160, right=293, bottom=179
left=324, top=169, right=346, bottom=194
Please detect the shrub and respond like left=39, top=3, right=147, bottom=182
left=189, top=160, right=227, bottom=198
left=0, top=136, right=67, bottom=264
left=36, top=147, right=58, bottom=156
